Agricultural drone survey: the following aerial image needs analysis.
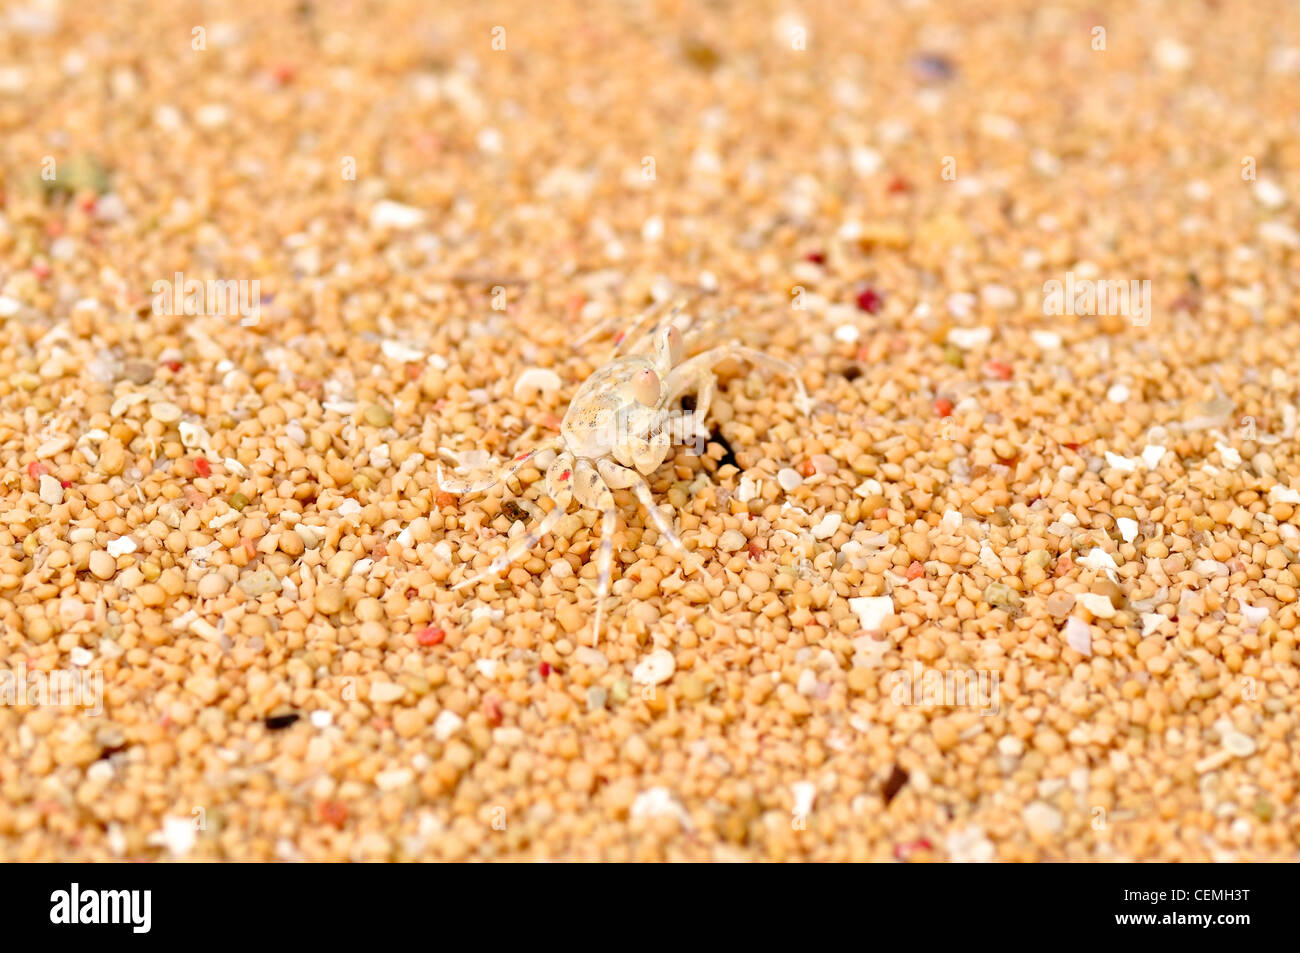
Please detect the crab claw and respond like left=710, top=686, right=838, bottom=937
left=632, top=368, right=661, bottom=406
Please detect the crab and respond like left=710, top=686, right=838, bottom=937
left=438, top=304, right=810, bottom=643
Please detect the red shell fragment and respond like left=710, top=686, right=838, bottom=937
left=417, top=626, right=446, bottom=646
left=855, top=287, right=882, bottom=314
left=893, top=838, right=933, bottom=861
left=984, top=360, right=1013, bottom=380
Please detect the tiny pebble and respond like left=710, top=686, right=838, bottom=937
left=150, top=401, right=182, bottom=424
left=369, top=681, right=406, bottom=704
left=88, top=550, right=116, bottom=580
left=717, top=529, right=747, bottom=552
left=1022, top=801, right=1063, bottom=835
left=1045, top=592, right=1075, bottom=618
left=363, top=404, right=393, bottom=427
left=374, top=768, right=414, bottom=791
left=137, top=583, right=166, bottom=607
left=197, top=573, right=228, bottom=598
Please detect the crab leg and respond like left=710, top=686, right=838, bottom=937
left=571, top=458, right=619, bottom=645
left=597, top=458, right=685, bottom=555
left=677, top=364, right=716, bottom=436
left=677, top=306, right=736, bottom=354
left=590, top=504, right=617, bottom=646
left=451, top=452, right=575, bottom=592
left=663, top=344, right=809, bottom=414
left=610, top=300, right=682, bottom=359
left=436, top=438, right=560, bottom=497
left=629, top=476, right=687, bottom=555
left=574, top=300, right=662, bottom=357
left=451, top=503, right=569, bottom=592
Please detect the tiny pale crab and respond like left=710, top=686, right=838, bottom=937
left=438, top=303, right=810, bottom=644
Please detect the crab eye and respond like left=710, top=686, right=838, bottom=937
left=632, top=368, right=660, bottom=406
left=665, top=326, right=684, bottom=365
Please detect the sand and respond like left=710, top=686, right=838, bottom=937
left=1, top=0, right=1298, bottom=860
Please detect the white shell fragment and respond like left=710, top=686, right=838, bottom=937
left=381, top=339, right=425, bottom=363
left=849, top=595, right=894, bottom=632
left=630, top=787, right=691, bottom=828
left=151, top=817, right=196, bottom=857
left=1141, top=444, right=1167, bottom=468
left=1078, top=548, right=1119, bottom=581
left=1104, top=451, right=1138, bottom=474
left=736, top=476, right=761, bottom=502
left=791, top=781, right=817, bottom=817
left=106, top=536, right=138, bottom=557
left=38, top=474, right=63, bottom=505
left=433, top=710, right=465, bottom=742
left=777, top=467, right=803, bottom=491
left=513, top=367, right=563, bottom=398
left=632, top=648, right=676, bottom=685
left=1268, top=485, right=1300, bottom=505
left=947, top=326, right=993, bottom=350
left=1222, top=730, right=1256, bottom=758
left=1215, top=442, right=1242, bottom=469
left=1238, top=596, right=1269, bottom=628
left=370, top=200, right=425, bottom=230
left=1064, top=616, right=1092, bottom=656
left=1253, top=179, right=1287, bottom=210
left=810, top=513, right=842, bottom=539
left=36, top=435, right=73, bottom=458
left=1076, top=592, right=1116, bottom=619
left=179, top=420, right=211, bottom=451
